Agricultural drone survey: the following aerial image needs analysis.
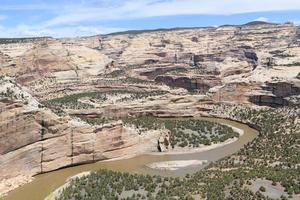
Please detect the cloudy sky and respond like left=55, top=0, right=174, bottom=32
left=0, top=0, right=300, bottom=38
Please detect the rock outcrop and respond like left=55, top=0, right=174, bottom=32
left=0, top=91, right=160, bottom=195
left=155, top=75, right=221, bottom=92
left=248, top=81, right=300, bottom=106
left=157, top=129, right=171, bottom=152
left=0, top=39, right=111, bottom=84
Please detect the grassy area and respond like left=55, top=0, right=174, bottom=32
left=57, top=106, right=300, bottom=199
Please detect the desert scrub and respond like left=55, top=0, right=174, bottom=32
left=104, top=69, right=125, bottom=78
left=122, top=117, right=239, bottom=148
left=56, top=106, right=299, bottom=199
left=42, top=92, right=107, bottom=110
left=77, top=116, right=117, bottom=126
left=57, top=169, right=193, bottom=200
left=164, top=67, right=188, bottom=75
left=42, top=90, right=167, bottom=110
left=0, top=37, right=50, bottom=44
left=121, top=77, right=154, bottom=84
left=211, top=105, right=300, bottom=168
left=275, top=62, right=300, bottom=67
left=209, top=105, right=300, bottom=196
left=57, top=167, right=299, bottom=200
left=118, top=90, right=167, bottom=102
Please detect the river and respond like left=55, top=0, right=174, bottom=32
left=5, top=117, right=258, bottom=200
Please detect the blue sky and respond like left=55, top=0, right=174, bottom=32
left=0, top=0, right=300, bottom=38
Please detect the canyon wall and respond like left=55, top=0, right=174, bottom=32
left=0, top=98, right=159, bottom=195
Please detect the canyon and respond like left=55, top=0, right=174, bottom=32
left=0, top=21, right=299, bottom=199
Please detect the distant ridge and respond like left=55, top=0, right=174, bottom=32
left=243, top=21, right=278, bottom=26
left=101, top=26, right=215, bottom=36
left=100, top=21, right=285, bottom=37
left=218, top=21, right=278, bottom=28
left=0, top=37, right=52, bottom=44
left=0, top=21, right=293, bottom=40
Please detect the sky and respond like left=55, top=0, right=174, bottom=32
left=0, top=0, right=300, bottom=38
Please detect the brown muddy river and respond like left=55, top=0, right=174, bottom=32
left=5, top=117, right=258, bottom=200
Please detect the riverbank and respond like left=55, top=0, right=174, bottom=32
left=43, top=123, right=243, bottom=199
left=4, top=117, right=257, bottom=200
left=0, top=175, right=33, bottom=198
left=44, top=172, right=91, bottom=200
left=147, top=160, right=208, bottom=171
left=147, top=122, right=244, bottom=155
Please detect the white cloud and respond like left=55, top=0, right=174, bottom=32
left=1, top=0, right=300, bottom=37
left=0, top=15, right=7, bottom=21
left=254, top=17, right=269, bottom=22
left=38, top=0, right=300, bottom=28
left=0, top=25, right=124, bottom=38
left=3, top=0, right=300, bottom=14
left=3, top=0, right=300, bottom=28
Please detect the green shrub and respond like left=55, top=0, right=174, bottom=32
left=259, top=186, right=266, bottom=192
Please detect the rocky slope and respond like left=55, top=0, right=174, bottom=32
left=1, top=22, right=298, bottom=106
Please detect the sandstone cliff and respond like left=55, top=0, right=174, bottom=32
left=0, top=79, right=160, bottom=195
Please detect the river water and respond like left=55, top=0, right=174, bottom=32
left=5, top=117, right=258, bottom=200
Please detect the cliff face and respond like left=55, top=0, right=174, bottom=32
left=0, top=24, right=299, bottom=105
left=248, top=81, right=300, bottom=106
left=155, top=75, right=222, bottom=92
left=0, top=98, right=159, bottom=195
left=0, top=40, right=111, bottom=84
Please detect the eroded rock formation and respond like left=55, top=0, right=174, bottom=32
left=0, top=82, right=160, bottom=195
left=157, top=129, right=171, bottom=152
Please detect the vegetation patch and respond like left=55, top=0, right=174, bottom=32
left=0, top=37, right=50, bottom=44
left=78, top=116, right=116, bottom=126
left=121, top=77, right=155, bottom=85
left=122, top=117, right=239, bottom=148
left=42, top=92, right=106, bottom=110
left=104, top=69, right=125, bottom=78
left=275, top=62, right=300, bottom=67
left=57, top=106, right=300, bottom=199
left=42, top=90, right=167, bottom=110
left=57, top=169, right=194, bottom=200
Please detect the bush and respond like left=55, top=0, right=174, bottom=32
left=122, top=117, right=239, bottom=148
left=259, top=186, right=266, bottom=192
